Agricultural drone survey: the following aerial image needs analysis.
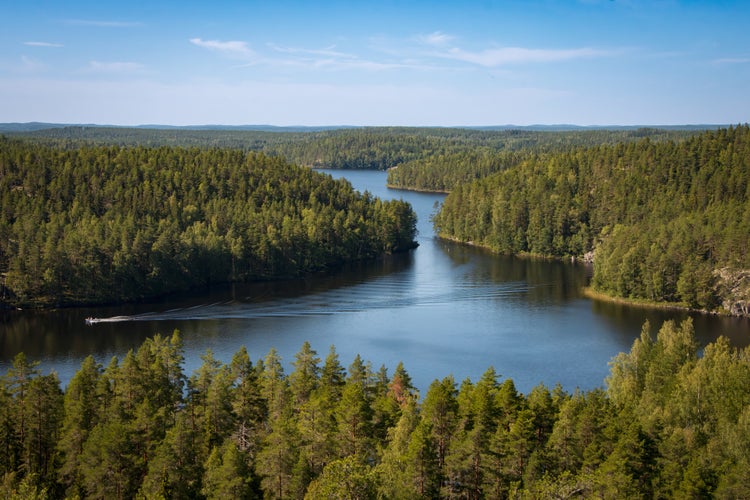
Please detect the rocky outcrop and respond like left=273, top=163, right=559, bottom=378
left=715, top=268, right=750, bottom=316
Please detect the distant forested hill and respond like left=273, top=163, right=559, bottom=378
left=0, top=139, right=417, bottom=307
left=386, top=127, right=703, bottom=192
left=7, top=125, right=700, bottom=175
left=433, top=125, right=750, bottom=314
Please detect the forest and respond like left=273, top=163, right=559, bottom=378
left=384, top=128, right=700, bottom=193
left=1, top=319, right=749, bottom=498
left=7, top=125, right=699, bottom=175
left=0, top=139, right=417, bottom=308
left=433, top=125, right=750, bottom=314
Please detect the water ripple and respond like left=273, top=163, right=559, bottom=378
left=89, top=276, right=531, bottom=323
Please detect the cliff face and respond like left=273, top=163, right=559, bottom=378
left=715, top=268, right=750, bottom=317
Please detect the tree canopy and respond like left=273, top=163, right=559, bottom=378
left=433, top=125, right=750, bottom=313
left=1, top=320, right=749, bottom=498
left=8, top=125, right=699, bottom=173
left=0, top=139, right=417, bottom=307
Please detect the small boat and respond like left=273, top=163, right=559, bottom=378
left=85, top=317, right=95, bottom=325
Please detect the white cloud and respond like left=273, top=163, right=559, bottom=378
left=438, top=46, right=610, bottom=66
left=416, top=31, right=456, bottom=46
left=24, top=41, right=63, bottom=47
left=227, top=41, right=433, bottom=72
left=190, top=38, right=255, bottom=59
left=267, top=43, right=356, bottom=59
left=88, top=61, right=144, bottom=73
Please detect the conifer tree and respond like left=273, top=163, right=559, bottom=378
left=202, top=439, right=256, bottom=500
left=139, top=412, right=203, bottom=499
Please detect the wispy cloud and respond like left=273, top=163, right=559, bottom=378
left=64, top=19, right=143, bottom=28
left=192, top=33, right=609, bottom=76
left=372, top=33, right=613, bottom=71
left=19, top=55, right=45, bottom=73
left=267, top=43, right=356, bottom=59
left=190, top=38, right=255, bottom=59
left=264, top=43, right=407, bottom=70
left=415, top=31, right=456, bottom=46
left=713, top=57, right=750, bottom=65
left=24, top=41, right=63, bottom=48
left=195, top=37, right=422, bottom=71
left=88, top=61, right=145, bottom=73
left=437, top=46, right=610, bottom=66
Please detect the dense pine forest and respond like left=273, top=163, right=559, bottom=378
left=1, top=319, right=749, bottom=498
left=433, top=125, right=750, bottom=315
left=6, top=125, right=699, bottom=175
left=0, top=139, right=417, bottom=308
left=384, top=128, right=700, bottom=193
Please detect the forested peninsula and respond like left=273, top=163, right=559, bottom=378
left=433, top=125, right=750, bottom=315
left=2, top=319, right=749, bottom=498
left=0, top=139, right=417, bottom=308
left=3, top=123, right=747, bottom=314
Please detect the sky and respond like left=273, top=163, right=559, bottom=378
left=1, top=0, right=749, bottom=127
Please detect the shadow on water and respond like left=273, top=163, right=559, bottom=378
left=590, top=298, right=750, bottom=348
left=436, top=239, right=591, bottom=305
left=0, top=251, right=416, bottom=363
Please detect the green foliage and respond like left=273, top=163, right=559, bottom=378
left=0, top=139, right=417, bottom=308
left=387, top=149, right=520, bottom=192
left=1, top=320, right=749, bottom=497
left=386, top=128, right=698, bottom=192
left=7, top=125, right=698, bottom=175
left=202, top=439, right=256, bottom=500
left=434, top=125, right=750, bottom=312
left=304, top=455, right=377, bottom=500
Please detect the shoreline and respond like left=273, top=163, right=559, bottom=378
left=582, top=287, right=691, bottom=312
left=581, top=286, right=734, bottom=317
left=436, top=235, right=744, bottom=318
left=385, top=183, right=450, bottom=194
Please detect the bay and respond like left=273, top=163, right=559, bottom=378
left=1, top=169, right=748, bottom=394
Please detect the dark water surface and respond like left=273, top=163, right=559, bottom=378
left=2, top=169, right=748, bottom=394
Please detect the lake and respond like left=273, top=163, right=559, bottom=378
left=1, top=169, right=748, bottom=394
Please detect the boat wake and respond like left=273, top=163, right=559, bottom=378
left=82, top=275, right=534, bottom=326
left=85, top=315, right=134, bottom=325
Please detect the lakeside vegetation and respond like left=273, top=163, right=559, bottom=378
left=0, top=139, right=417, bottom=308
left=433, top=125, right=750, bottom=315
left=1, top=319, right=749, bottom=498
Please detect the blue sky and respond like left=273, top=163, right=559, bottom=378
left=1, top=0, right=748, bottom=126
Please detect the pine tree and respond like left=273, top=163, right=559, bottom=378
left=202, top=439, right=256, bottom=499
left=256, top=349, right=298, bottom=499
left=58, top=355, right=102, bottom=496
left=79, top=419, right=140, bottom=500
left=4, top=353, right=39, bottom=467
left=230, top=347, right=266, bottom=456
left=289, top=341, right=321, bottom=408
left=421, top=376, right=458, bottom=476
left=139, top=412, right=203, bottom=499
left=335, top=380, right=373, bottom=459
left=22, top=373, right=62, bottom=491
left=375, top=398, right=421, bottom=499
